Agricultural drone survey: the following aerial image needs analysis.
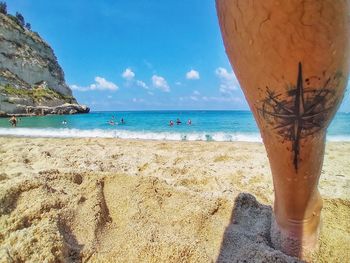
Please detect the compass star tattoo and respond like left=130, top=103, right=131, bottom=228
left=258, top=63, right=342, bottom=171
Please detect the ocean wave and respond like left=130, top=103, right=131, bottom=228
left=0, top=128, right=263, bottom=142
left=326, top=135, right=350, bottom=142
left=0, top=128, right=349, bottom=142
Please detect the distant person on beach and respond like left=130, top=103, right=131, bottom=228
left=217, top=0, right=349, bottom=259
left=169, top=120, right=174, bottom=126
left=176, top=118, right=181, bottom=125
left=9, top=116, right=17, bottom=127
left=187, top=119, right=192, bottom=125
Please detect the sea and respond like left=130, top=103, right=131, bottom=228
left=0, top=111, right=349, bottom=142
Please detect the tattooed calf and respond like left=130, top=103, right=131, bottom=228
left=258, top=63, right=342, bottom=171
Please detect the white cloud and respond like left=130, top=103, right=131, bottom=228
left=121, top=68, right=151, bottom=92
left=186, top=69, right=200, bottom=80
left=136, top=80, right=149, bottom=90
left=70, top=76, right=118, bottom=92
left=178, top=91, right=243, bottom=104
left=70, top=84, right=88, bottom=91
left=201, top=96, right=242, bottom=103
left=152, top=75, right=170, bottom=92
left=178, top=90, right=201, bottom=102
left=190, top=90, right=200, bottom=101
left=215, top=67, right=240, bottom=95
left=132, top=98, right=145, bottom=103
left=94, top=77, right=118, bottom=91
left=122, top=68, right=135, bottom=80
left=175, top=81, right=182, bottom=86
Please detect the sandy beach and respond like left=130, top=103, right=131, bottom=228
left=0, top=137, right=349, bottom=262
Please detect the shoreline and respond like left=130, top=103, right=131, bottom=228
left=0, top=137, right=349, bottom=262
left=1, top=134, right=350, bottom=142
left=0, top=128, right=264, bottom=142
left=0, top=129, right=349, bottom=142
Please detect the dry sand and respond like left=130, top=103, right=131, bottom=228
left=0, top=137, right=349, bottom=262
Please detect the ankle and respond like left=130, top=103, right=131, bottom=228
left=270, top=213, right=321, bottom=259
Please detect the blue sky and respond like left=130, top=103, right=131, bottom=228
left=7, top=0, right=350, bottom=112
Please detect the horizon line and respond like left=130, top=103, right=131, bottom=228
left=90, top=109, right=252, bottom=112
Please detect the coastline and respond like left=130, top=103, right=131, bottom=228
left=0, top=137, right=349, bottom=262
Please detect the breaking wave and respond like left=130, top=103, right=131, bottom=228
left=0, top=128, right=349, bottom=142
left=0, top=128, right=263, bottom=142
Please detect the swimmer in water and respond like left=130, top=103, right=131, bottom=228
left=109, top=116, right=117, bottom=126
left=176, top=118, right=181, bottom=125
left=169, top=120, right=174, bottom=126
left=9, top=116, right=17, bottom=127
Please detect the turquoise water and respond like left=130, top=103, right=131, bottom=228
left=0, top=111, right=349, bottom=141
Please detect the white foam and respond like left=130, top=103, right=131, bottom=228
left=326, top=135, right=350, bottom=142
left=0, top=128, right=348, bottom=142
left=0, top=128, right=263, bottom=142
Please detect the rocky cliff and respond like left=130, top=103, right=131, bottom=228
left=0, top=13, right=89, bottom=116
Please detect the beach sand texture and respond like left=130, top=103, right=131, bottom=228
left=0, top=137, right=349, bottom=262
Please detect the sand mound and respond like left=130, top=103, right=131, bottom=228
left=0, top=169, right=112, bottom=262
left=217, top=194, right=301, bottom=263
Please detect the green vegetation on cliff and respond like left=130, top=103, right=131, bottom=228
left=0, top=1, right=31, bottom=30
left=0, top=2, right=7, bottom=15
left=0, top=85, right=74, bottom=103
left=0, top=1, right=88, bottom=116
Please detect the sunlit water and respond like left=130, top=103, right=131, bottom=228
left=0, top=111, right=349, bottom=142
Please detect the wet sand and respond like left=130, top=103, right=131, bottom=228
left=0, top=137, right=349, bottom=262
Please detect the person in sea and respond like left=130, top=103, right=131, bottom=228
left=120, top=118, right=125, bottom=124
left=169, top=120, right=174, bottom=126
left=216, top=0, right=349, bottom=260
left=187, top=119, right=192, bottom=125
left=62, top=120, right=67, bottom=125
left=108, top=116, right=116, bottom=126
left=176, top=118, right=181, bottom=125
left=9, top=115, right=17, bottom=127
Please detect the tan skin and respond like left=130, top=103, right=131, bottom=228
left=9, top=116, right=17, bottom=127
left=216, top=0, right=350, bottom=259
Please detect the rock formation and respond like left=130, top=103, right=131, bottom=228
left=0, top=12, right=89, bottom=116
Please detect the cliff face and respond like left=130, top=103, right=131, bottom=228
left=0, top=13, right=89, bottom=116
